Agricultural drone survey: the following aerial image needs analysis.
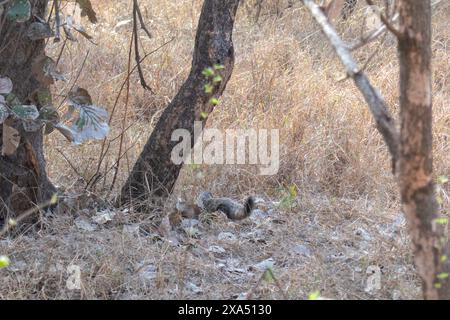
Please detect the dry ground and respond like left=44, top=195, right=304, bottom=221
left=0, top=0, right=449, bottom=299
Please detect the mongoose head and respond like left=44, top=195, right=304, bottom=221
left=197, top=191, right=213, bottom=208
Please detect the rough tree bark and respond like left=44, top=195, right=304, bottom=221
left=0, top=0, right=56, bottom=221
left=120, top=0, right=240, bottom=205
left=396, top=0, right=450, bottom=300
left=303, top=0, right=450, bottom=299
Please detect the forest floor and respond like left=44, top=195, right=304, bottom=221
left=0, top=188, right=421, bottom=300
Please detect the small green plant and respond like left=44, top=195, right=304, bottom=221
left=0, top=255, right=10, bottom=269
left=308, top=290, right=321, bottom=300
left=279, top=184, right=298, bottom=209
left=263, top=267, right=275, bottom=283
left=434, top=217, right=448, bottom=225
left=200, top=64, right=225, bottom=120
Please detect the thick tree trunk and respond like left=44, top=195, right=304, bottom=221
left=0, top=0, right=56, bottom=221
left=397, top=0, right=450, bottom=299
left=120, top=0, right=240, bottom=205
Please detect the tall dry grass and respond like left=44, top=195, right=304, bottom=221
left=45, top=0, right=449, bottom=208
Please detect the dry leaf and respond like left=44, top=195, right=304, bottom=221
left=2, top=123, right=21, bottom=156
left=24, top=141, right=40, bottom=177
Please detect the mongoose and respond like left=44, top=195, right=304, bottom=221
left=173, top=192, right=255, bottom=222
left=168, top=198, right=200, bottom=227
left=175, top=197, right=201, bottom=219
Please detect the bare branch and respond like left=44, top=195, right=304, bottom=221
left=132, top=0, right=153, bottom=92
left=53, top=0, right=61, bottom=42
left=365, top=0, right=403, bottom=38
left=348, top=0, right=441, bottom=51
left=134, top=0, right=152, bottom=39
left=348, top=12, right=399, bottom=51
left=302, top=0, right=399, bottom=166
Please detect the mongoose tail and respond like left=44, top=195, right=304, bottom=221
left=197, top=192, right=256, bottom=221
left=216, top=196, right=255, bottom=220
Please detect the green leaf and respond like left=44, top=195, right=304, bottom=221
left=213, top=64, right=225, bottom=70
left=288, top=185, right=297, bottom=197
left=62, top=104, right=110, bottom=144
left=8, top=218, right=17, bottom=227
left=434, top=217, right=448, bottom=225
left=72, top=105, right=109, bottom=143
left=0, top=255, right=10, bottom=269
left=12, top=105, right=39, bottom=120
left=437, top=176, right=449, bottom=185
left=434, top=283, right=442, bottom=289
left=50, top=194, right=58, bottom=205
left=200, top=112, right=208, bottom=120
left=209, top=97, right=219, bottom=106
left=212, top=75, right=222, bottom=84
left=204, top=84, right=213, bottom=94
left=441, top=255, right=448, bottom=263
left=6, top=0, right=31, bottom=23
left=437, top=272, right=449, bottom=280
left=202, top=67, right=214, bottom=78
left=308, top=291, right=320, bottom=300
left=188, top=163, right=201, bottom=171
left=263, top=267, right=275, bottom=283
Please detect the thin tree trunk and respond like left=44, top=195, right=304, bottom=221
left=397, top=0, right=450, bottom=300
left=120, top=0, right=240, bottom=205
left=0, top=0, right=56, bottom=221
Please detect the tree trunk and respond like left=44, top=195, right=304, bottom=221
left=397, top=0, right=450, bottom=299
left=119, top=0, right=240, bottom=205
left=0, top=0, right=56, bottom=221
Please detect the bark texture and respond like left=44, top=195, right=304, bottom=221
left=397, top=0, right=450, bottom=300
left=120, top=0, right=240, bottom=205
left=0, top=0, right=56, bottom=221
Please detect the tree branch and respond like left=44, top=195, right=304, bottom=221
left=132, top=0, right=152, bottom=92
left=365, top=0, right=403, bottom=38
left=302, top=0, right=399, bottom=168
left=348, top=12, right=399, bottom=51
